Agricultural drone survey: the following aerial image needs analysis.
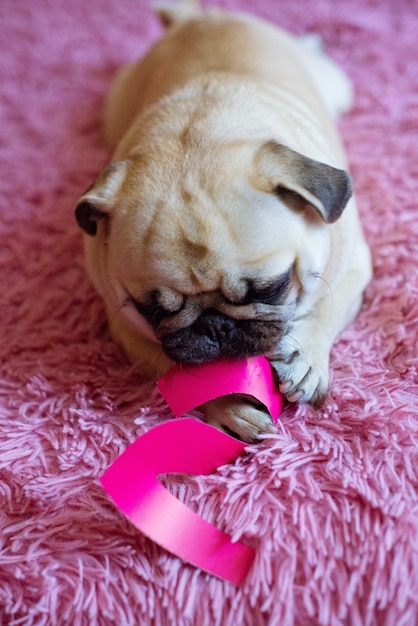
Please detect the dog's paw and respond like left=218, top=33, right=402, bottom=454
left=270, top=323, right=330, bottom=407
left=199, top=395, right=277, bottom=443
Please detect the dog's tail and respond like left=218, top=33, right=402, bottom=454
left=154, top=0, right=201, bottom=28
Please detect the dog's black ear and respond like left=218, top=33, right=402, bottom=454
left=75, top=201, right=107, bottom=236
left=257, top=141, right=353, bottom=223
left=75, top=161, right=128, bottom=236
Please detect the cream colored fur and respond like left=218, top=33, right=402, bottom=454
left=75, top=2, right=371, bottom=441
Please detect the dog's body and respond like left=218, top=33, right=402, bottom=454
left=76, top=3, right=372, bottom=441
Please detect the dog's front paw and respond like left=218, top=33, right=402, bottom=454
left=200, top=395, right=277, bottom=443
left=270, top=323, right=330, bottom=407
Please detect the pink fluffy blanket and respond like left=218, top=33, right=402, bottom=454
left=1, top=0, right=418, bottom=624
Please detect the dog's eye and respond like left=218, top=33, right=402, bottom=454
left=245, top=268, right=293, bottom=305
left=131, top=291, right=183, bottom=325
left=132, top=299, right=169, bottom=324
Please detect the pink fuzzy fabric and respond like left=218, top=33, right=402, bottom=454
left=1, top=0, right=417, bottom=624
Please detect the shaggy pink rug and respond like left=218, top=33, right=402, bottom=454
left=1, top=0, right=417, bottom=624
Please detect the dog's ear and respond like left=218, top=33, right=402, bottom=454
left=155, top=0, right=200, bottom=28
left=75, top=161, right=128, bottom=236
left=256, top=141, right=353, bottom=223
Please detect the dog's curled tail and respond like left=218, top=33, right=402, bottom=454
left=154, top=0, right=201, bottom=28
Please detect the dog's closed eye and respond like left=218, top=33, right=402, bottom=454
left=130, top=290, right=185, bottom=325
left=247, top=271, right=293, bottom=305
left=226, top=266, right=294, bottom=306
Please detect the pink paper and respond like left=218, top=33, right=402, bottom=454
left=158, top=356, right=283, bottom=422
left=101, top=357, right=283, bottom=584
left=100, top=418, right=255, bottom=585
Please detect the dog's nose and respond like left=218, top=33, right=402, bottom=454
left=194, top=310, right=236, bottom=345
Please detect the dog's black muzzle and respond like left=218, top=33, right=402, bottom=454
left=161, top=309, right=287, bottom=363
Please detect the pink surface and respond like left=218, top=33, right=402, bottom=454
left=1, top=1, right=418, bottom=624
left=157, top=357, right=284, bottom=421
left=101, top=419, right=254, bottom=585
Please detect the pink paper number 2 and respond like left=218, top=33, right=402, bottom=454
left=100, top=418, right=255, bottom=585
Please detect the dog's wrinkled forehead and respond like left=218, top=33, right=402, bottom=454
left=132, top=237, right=297, bottom=311
left=128, top=180, right=300, bottom=296
left=130, top=262, right=297, bottom=335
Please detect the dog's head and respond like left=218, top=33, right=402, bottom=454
left=75, top=135, right=352, bottom=365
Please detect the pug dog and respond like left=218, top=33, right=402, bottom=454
left=75, top=1, right=372, bottom=442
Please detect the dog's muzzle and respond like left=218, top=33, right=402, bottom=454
left=161, top=308, right=288, bottom=363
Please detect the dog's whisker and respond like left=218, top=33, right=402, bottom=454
left=108, top=301, right=129, bottom=329
left=312, top=272, right=334, bottom=320
left=312, top=272, right=334, bottom=300
left=280, top=333, right=304, bottom=354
